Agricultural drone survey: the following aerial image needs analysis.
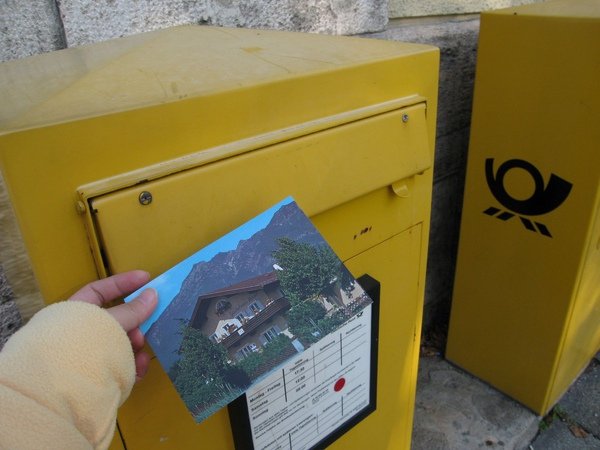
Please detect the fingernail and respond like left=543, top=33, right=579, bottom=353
left=141, top=288, right=157, bottom=305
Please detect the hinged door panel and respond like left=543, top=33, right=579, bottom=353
left=89, top=103, right=429, bottom=277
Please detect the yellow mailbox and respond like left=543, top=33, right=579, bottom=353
left=447, top=0, right=600, bottom=415
left=0, top=26, right=438, bottom=448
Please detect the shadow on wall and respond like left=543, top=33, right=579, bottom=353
left=0, top=173, right=45, bottom=334
left=366, top=16, right=480, bottom=334
left=0, top=266, right=22, bottom=350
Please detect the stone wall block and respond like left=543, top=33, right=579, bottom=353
left=0, top=0, right=66, bottom=62
left=57, top=0, right=389, bottom=47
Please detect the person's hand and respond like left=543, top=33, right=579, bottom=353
left=68, top=270, right=157, bottom=381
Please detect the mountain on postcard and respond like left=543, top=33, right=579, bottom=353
left=126, top=198, right=372, bottom=423
left=147, top=201, right=327, bottom=370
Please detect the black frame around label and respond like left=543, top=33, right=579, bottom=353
left=228, top=274, right=380, bottom=450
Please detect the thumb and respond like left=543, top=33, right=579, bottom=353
left=107, top=288, right=158, bottom=333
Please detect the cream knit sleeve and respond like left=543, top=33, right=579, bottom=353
left=0, top=301, right=136, bottom=450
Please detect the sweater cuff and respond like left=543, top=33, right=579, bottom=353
left=0, top=301, right=135, bottom=448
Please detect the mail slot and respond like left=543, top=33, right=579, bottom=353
left=0, top=26, right=438, bottom=449
left=447, top=0, right=600, bottom=415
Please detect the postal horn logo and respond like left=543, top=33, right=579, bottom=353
left=483, top=158, right=572, bottom=238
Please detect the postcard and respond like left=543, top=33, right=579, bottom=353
left=125, top=197, right=372, bottom=424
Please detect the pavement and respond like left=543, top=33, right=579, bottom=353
left=412, top=351, right=600, bottom=450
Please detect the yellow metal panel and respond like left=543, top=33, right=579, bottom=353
left=0, top=27, right=433, bottom=133
left=118, top=357, right=235, bottom=449
left=108, top=430, right=126, bottom=450
left=448, top=0, right=600, bottom=414
left=96, top=166, right=433, bottom=448
left=0, top=25, right=438, bottom=304
left=490, top=0, right=600, bottom=18
left=0, top=25, right=438, bottom=448
left=88, top=104, right=429, bottom=275
left=337, top=226, right=424, bottom=450
left=550, top=187, right=600, bottom=404
left=116, top=215, right=424, bottom=449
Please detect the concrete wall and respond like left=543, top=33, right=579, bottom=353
left=58, top=0, right=388, bottom=46
left=0, top=0, right=388, bottom=61
left=0, top=0, right=66, bottom=61
left=0, top=0, right=544, bottom=339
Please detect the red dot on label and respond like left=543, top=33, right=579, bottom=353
left=334, top=378, right=346, bottom=392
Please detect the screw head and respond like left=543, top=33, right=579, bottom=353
left=402, top=113, right=409, bottom=123
left=139, top=191, right=153, bottom=205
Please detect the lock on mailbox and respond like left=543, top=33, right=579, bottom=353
left=0, top=26, right=439, bottom=449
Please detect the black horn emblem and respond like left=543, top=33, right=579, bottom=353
left=483, top=158, right=572, bottom=237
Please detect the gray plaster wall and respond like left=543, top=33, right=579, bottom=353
left=0, top=0, right=387, bottom=61
left=57, top=0, right=388, bottom=47
left=0, top=0, right=66, bottom=62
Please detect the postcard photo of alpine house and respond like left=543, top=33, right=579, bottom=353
left=127, top=197, right=372, bottom=423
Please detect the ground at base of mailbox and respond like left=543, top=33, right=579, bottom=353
left=412, top=352, right=600, bottom=449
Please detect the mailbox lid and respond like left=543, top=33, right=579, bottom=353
left=88, top=103, right=430, bottom=277
left=0, top=25, right=434, bottom=134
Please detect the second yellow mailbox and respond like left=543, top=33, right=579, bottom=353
left=448, top=0, right=600, bottom=415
